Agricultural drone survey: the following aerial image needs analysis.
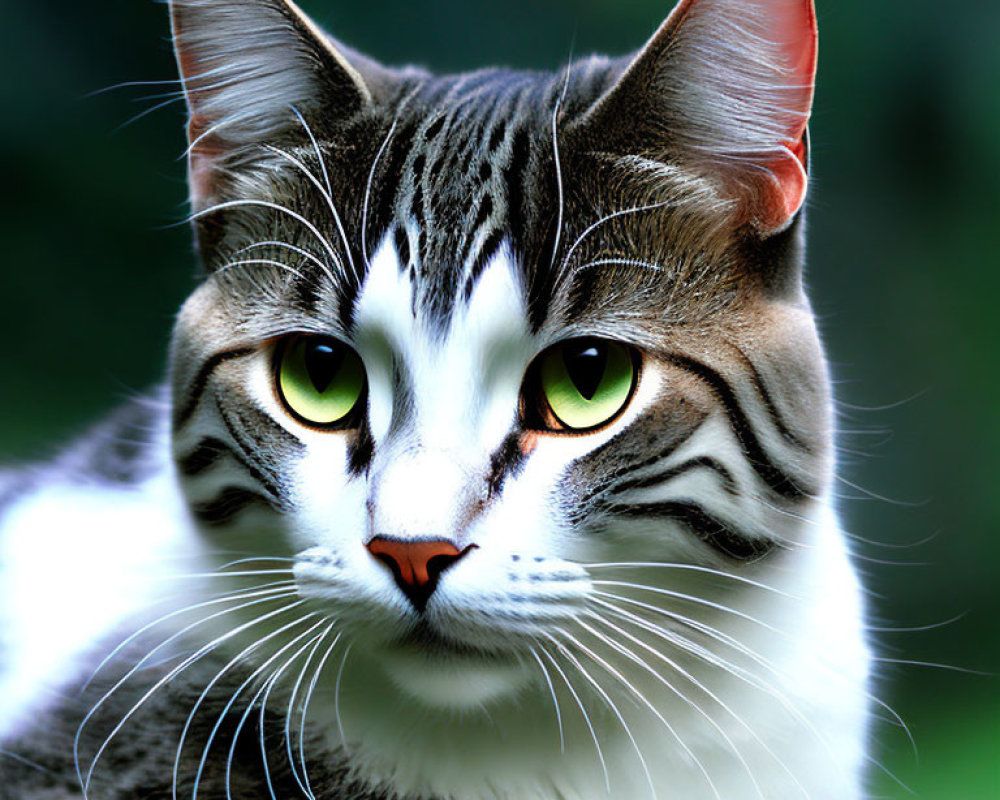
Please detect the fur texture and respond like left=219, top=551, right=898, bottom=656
left=0, top=1, right=871, bottom=798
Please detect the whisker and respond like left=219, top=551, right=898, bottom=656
left=75, top=587, right=295, bottom=789
left=188, top=200, right=341, bottom=278
left=290, top=107, right=333, bottom=199
left=283, top=624, right=337, bottom=799
left=548, top=61, right=571, bottom=271
left=236, top=241, right=329, bottom=274
left=115, top=95, right=185, bottom=132
left=300, top=636, right=347, bottom=798
left=172, top=611, right=320, bottom=800
left=591, top=580, right=784, bottom=635
left=570, top=257, right=665, bottom=278
left=189, top=615, right=326, bottom=800
left=253, top=626, right=333, bottom=800
left=537, top=645, right=610, bottom=794
left=583, top=609, right=804, bottom=800
left=529, top=647, right=565, bottom=754
left=544, top=632, right=660, bottom=800
left=561, top=627, right=729, bottom=800
left=166, top=569, right=294, bottom=580
left=583, top=561, right=795, bottom=598
left=83, top=599, right=305, bottom=793
left=557, top=199, right=674, bottom=279
left=82, top=582, right=294, bottom=691
left=216, top=258, right=307, bottom=282
left=591, top=593, right=853, bottom=777
left=360, top=82, right=421, bottom=269
left=872, top=656, right=990, bottom=676
left=333, top=643, right=353, bottom=755
left=262, top=143, right=354, bottom=277
left=85, top=78, right=185, bottom=99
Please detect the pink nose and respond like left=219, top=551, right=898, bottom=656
left=366, top=538, right=473, bottom=611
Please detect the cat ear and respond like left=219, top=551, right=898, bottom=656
left=579, top=0, right=818, bottom=235
left=169, top=0, right=372, bottom=210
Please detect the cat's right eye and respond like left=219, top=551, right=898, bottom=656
left=275, top=335, right=366, bottom=428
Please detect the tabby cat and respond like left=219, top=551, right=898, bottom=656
left=0, top=0, right=872, bottom=797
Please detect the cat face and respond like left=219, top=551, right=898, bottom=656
left=168, top=0, right=829, bottom=710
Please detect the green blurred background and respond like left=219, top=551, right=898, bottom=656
left=1, top=0, right=997, bottom=795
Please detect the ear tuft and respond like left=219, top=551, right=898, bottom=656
left=582, top=0, right=818, bottom=235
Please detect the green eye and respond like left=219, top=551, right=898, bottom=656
left=276, top=336, right=366, bottom=427
left=537, top=339, right=637, bottom=431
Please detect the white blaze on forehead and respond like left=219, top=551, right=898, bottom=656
left=353, top=234, right=533, bottom=453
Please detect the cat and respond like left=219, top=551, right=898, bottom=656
left=0, top=0, right=873, bottom=798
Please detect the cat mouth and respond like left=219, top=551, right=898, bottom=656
left=390, top=621, right=511, bottom=663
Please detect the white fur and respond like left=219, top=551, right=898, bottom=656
left=0, top=468, right=206, bottom=738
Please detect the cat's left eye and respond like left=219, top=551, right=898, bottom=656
left=524, top=338, right=639, bottom=433
left=275, top=335, right=366, bottom=428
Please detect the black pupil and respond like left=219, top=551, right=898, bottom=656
left=563, top=341, right=608, bottom=401
left=303, top=341, right=345, bottom=394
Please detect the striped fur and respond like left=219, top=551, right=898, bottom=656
left=0, top=2, right=871, bottom=799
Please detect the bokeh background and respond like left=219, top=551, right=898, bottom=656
left=1, top=0, right=997, bottom=796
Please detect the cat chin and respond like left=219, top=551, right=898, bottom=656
left=379, top=648, right=531, bottom=709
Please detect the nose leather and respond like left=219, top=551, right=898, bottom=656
left=366, top=538, right=472, bottom=611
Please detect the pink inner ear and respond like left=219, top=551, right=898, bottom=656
left=759, top=145, right=809, bottom=232
left=756, top=0, right=818, bottom=232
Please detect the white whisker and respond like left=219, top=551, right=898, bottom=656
left=592, top=580, right=784, bottom=635
left=83, top=599, right=305, bottom=793
left=529, top=647, right=565, bottom=753
left=537, top=645, right=610, bottom=794
left=549, top=62, right=571, bottom=271
left=263, top=143, right=354, bottom=277
left=189, top=615, right=326, bottom=800
left=188, top=199, right=341, bottom=281
left=583, top=561, right=795, bottom=598
left=253, top=626, right=332, bottom=800
left=557, top=199, right=674, bottom=279
left=582, top=610, right=796, bottom=800
left=75, top=587, right=295, bottom=790
left=236, top=241, right=329, bottom=273
left=545, top=632, right=659, bottom=800
left=591, top=593, right=847, bottom=778
left=300, top=635, right=346, bottom=798
left=172, top=611, right=321, bottom=800
left=283, top=624, right=337, bottom=799
left=216, top=258, right=307, bottom=282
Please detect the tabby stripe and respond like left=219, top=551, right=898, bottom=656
left=664, top=354, right=810, bottom=500
left=602, top=500, right=774, bottom=561
left=173, top=347, right=255, bottom=429
left=347, top=416, right=375, bottom=478
left=576, top=421, right=706, bottom=508
left=463, top=228, right=506, bottom=301
left=724, top=341, right=812, bottom=451
left=606, top=457, right=738, bottom=498
left=213, top=401, right=288, bottom=502
left=191, top=486, right=277, bottom=527
left=177, top=436, right=255, bottom=479
left=487, top=428, right=528, bottom=499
